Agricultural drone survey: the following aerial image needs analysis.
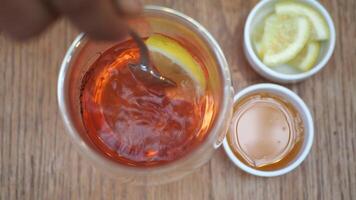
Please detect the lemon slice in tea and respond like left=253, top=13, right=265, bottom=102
left=145, top=34, right=206, bottom=92
left=275, top=2, right=329, bottom=41
left=262, top=14, right=311, bottom=66
left=289, top=42, right=320, bottom=72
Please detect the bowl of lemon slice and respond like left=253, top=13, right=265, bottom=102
left=244, top=0, right=336, bottom=83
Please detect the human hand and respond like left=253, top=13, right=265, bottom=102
left=0, top=0, right=142, bottom=40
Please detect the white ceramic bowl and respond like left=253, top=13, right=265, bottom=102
left=223, top=83, right=314, bottom=177
left=243, top=0, right=336, bottom=83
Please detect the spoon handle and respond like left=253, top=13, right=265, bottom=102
left=129, top=30, right=150, bottom=68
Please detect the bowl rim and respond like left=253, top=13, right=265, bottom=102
left=223, top=83, right=314, bottom=177
left=243, top=0, right=336, bottom=82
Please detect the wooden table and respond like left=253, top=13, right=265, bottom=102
left=1, top=0, right=355, bottom=199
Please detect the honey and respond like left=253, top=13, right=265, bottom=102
left=227, top=93, right=304, bottom=170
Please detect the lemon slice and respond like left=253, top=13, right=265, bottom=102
left=252, top=20, right=265, bottom=58
left=145, top=34, right=206, bottom=91
left=254, top=41, right=264, bottom=58
left=275, top=2, right=329, bottom=41
left=289, top=42, right=320, bottom=72
left=262, top=14, right=311, bottom=66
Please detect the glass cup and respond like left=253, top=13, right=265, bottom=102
left=57, top=5, right=233, bottom=185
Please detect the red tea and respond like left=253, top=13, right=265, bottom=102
left=80, top=37, right=213, bottom=167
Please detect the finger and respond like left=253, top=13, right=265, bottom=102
left=52, top=0, right=140, bottom=41
left=0, top=0, right=57, bottom=40
left=116, top=0, right=143, bottom=16
left=126, top=17, right=151, bottom=38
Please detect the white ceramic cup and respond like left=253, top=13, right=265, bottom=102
left=223, top=83, right=314, bottom=177
left=243, top=0, right=336, bottom=83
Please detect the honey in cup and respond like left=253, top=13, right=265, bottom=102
left=227, top=92, right=304, bottom=171
left=80, top=34, right=215, bottom=167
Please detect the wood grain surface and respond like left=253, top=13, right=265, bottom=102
left=1, top=0, right=355, bottom=199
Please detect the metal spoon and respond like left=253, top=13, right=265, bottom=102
left=128, top=30, right=177, bottom=87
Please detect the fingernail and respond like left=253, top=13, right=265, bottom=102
left=117, top=0, right=143, bottom=15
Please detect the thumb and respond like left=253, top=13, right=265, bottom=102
left=116, top=0, right=143, bottom=16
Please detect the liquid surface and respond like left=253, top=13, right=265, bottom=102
left=228, top=93, right=304, bottom=170
left=80, top=39, right=211, bottom=167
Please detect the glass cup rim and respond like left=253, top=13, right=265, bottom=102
left=57, top=5, right=233, bottom=176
